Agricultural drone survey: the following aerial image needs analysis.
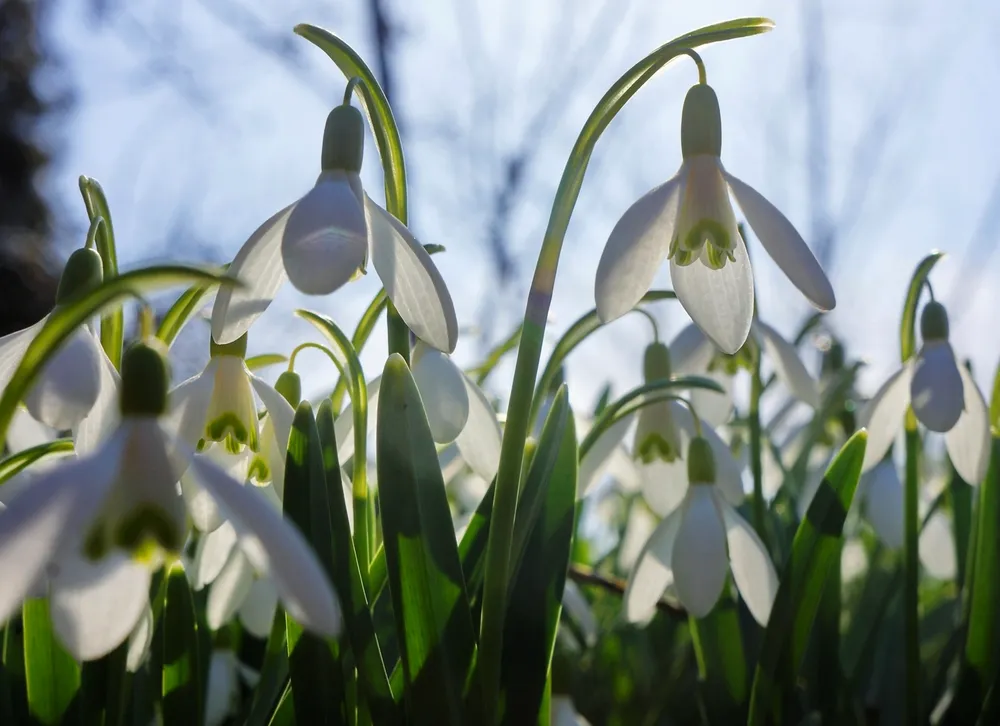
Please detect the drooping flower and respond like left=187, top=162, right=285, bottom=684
left=624, top=437, right=778, bottom=624
left=861, top=301, right=990, bottom=484
left=211, top=102, right=457, bottom=353
left=336, top=342, right=503, bottom=482
left=595, top=82, right=835, bottom=354
left=0, top=248, right=113, bottom=431
left=633, top=342, right=683, bottom=464
left=0, top=340, right=341, bottom=660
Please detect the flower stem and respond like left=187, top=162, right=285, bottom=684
left=903, top=409, right=921, bottom=725
left=749, top=343, right=770, bottom=548
left=386, top=304, right=410, bottom=365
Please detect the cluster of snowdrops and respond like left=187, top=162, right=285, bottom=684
left=0, top=17, right=992, bottom=726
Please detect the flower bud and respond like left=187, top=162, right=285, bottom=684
left=643, top=342, right=672, bottom=382
left=120, top=340, right=170, bottom=416
left=55, top=248, right=104, bottom=305
left=686, top=436, right=716, bottom=484
left=275, top=370, right=302, bottom=407
left=321, top=104, right=365, bottom=173
left=210, top=332, right=248, bottom=359
left=680, top=84, right=722, bottom=159
left=920, top=301, right=949, bottom=342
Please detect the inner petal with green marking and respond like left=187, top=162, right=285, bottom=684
left=204, top=356, right=261, bottom=454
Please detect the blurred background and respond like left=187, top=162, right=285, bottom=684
left=3, top=0, right=1000, bottom=411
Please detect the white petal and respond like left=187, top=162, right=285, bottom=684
left=126, top=604, right=153, bottom=672
left=238, top=577, right=279, bottom=639
left=336, top=375, right=381, bottom=463
left=193, top=521, right=239, bottom=589
left=863, top=461, right=904, bottom=549
left=670, top=323, right=714, bottom=374
left=910, top=342, right=964, bottom=433
left=595, top=173, right=684, bottom=323
left=188, top=453, right=342, bottom=636
left=207, top=548, right=254, bottom=630
left=366, top=195, right=458, bottom=353
left=561, top=580, right=598, bottom=647
left=0, top=435, right=122, bottom=624
left=578, top=412, right=634, bottom=497
left=250, top=374, right=295, bottom=453
left=166, top=363, right=217, bottom=447
left=73, top=346, right=121, bottom=456
left=411, top=343, right=470, bottom=443
left=754, top=320, right=819, bottom=408
left=689, top=371, right=734, bottom=428
left=725, top=170, right=835, bottom=311
left=25, top=327, right=103, bottom=430
left=670, top=235, right=754, bottom=355
left=116, top=420, right=190, bottom=542
left=211, top=204, right=293, bottom=345
left=671, top=486, right=728, bottom=617
left=919, top=511, right=956, bottom=581
left=669, top=401, right=745, bottom=505
left=860, top=365, right=911, bottom=472
left=183, top=447, right=249, bottom=534
left=618, top=503, right=658, bottom=571
left=281, top=173, right=368, bottom=296
left=7, top=407, right=56, bottom=453
left=719, top=496, right=778, bottom=625
left=0, top=318, right=45, bottom=394
left=49, top=551, right=150, bottom=661
left=639, top=460, right=689, bottom=517
left=945, top=363, right=991, bottom=484
left=623, top=510, right=681, bottom=622
left=206, top=650, right=241, bottom=726
left=454, top=372, right=502, bottom=481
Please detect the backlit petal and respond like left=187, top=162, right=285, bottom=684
left=0, top=318, right=44, bottom=394
left=126, top=605, right=153, bottom=672
left=725, top=170, right=835, bottom=311
left=945, top=363, right=991, bottom=484
left=212, top=204, right=293, bottom=345
left=671, top=486, right=727, bottom=618
left=0, top=433, right=123, bottom=624
left=720, top=496, right=778, bottom=625
left=250, top=374, right=295, bottom=453
left=7, top=407, right=56, bottom=453
left=193, top=520, right=239, bottom=589
left=669, top=401, right=745, bottom=505
left=910, top=342, right=963, bottom=432
left=454, top=372, right=502, bottom=481
left=336, top=376, right=381, bottom=463
left=49, top=550, right=150, bottom=661
left=207, top=548, right=254, bottom=630
left=578, top=412, right=634, bottom=498
left=167, top=362, right=217, bottom=447
left=623, top=510, right=681, bottom=623
left=670, top=235, right=754, bottom=355
left=366, top=195, right=458, bottom=353
left=919, top=511, right=956, bottom=581
left=74, top=346, right=121, bottom=455
left=860, top=365, right=911, bottom=472
left=411, top=343, right=470, bottom=443
left=25, top=327, right=103, bottom=430
left=239, top=577, right=279, bottom=639
left=595, top=172, right=684, bottom=323
left=281, top=173, right=368, bottom=296
left=863, top=461, right=904, bottom=549
left=639, top=460, right=689, bottom=516
left=189, top=454, right=342, bottom=636
left=755, top=320, right=819, bottom=408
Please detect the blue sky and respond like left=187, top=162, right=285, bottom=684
left=42, top=0, right=1000, bottom=411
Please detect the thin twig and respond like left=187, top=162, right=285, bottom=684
left=567, top=564, right=687, bottom=620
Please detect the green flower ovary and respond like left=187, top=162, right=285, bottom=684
left=83, top=504, right=182, bottom=562
left=205, top=412, right=259, bottom=454
left=636, top=432, right=683, bottom=464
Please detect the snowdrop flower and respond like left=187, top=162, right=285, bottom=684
left=552, top=695, right=592, bottom=726
left=861, top=301, right=989, bottom=484
left=595, top=82, right=835, bottom=354
left=860, top=459, right=904, bottom=549
left=337, top=342, right=503, bottom=482
left=169, top=334, right=295, bottom=529
left=0, top=340, right=341, bottom=661
left=624, top=437, right=778, bottom=623
left=0, top=248, right=113, bottom=431
left=633, top=343, right=683, bottom=464
left=211, top=101, right=458, bottom=353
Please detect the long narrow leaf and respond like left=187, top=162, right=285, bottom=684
left=159, top=562, right=203, bottom=726
left=22, top=598, right=81, bottom=725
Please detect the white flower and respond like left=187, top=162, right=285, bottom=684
left=595, top=83, right=835, bottom=354
left=211, top=104, right=458, bottom=354
left=552, top=695, right=592, bottom=726
left=624, top=437, right=778, bottom=624
left=0, top=343, right=341, bottom=660
left=0, top=248, right=114, bottom=432
left=860, top=460, right=904, bottom=549
left=336, top=342, right=503, bottom=482
left=861, top=302, right=989, bottom=484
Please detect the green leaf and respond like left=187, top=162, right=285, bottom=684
left=267, top=682, right=295, bottom=726
left=80, top=642, right=130, bottom=726
left=500, top=386, right=578, bottom=724
left=0, top=439, right=74, bottom=487
left=690, top=601, right=748, bottom=719
left=22, top=598, right=81, bottom=725
left=530, top=291, right=676, bottom=426
left=748, top=430, right=867, bottom=726
left=155, top=279, right=220, bottom=346
left=899, top=251, right=945, bottom=362
left=79, top=176, right=123, bottom=369
left=159, top=562, right=203, bottom=726
left=0, top=264, right=235, bottom=449
left=2, top=620, right=29, bottom=724
left=316, top=401, right=400, bottom=721
left=283, top=402, right=345, bottom=723
left=244, top=610, right=288, bottom=726
left=376, top=354, right=479, bottom=725
left=293, top=26, right=406, bottom=220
